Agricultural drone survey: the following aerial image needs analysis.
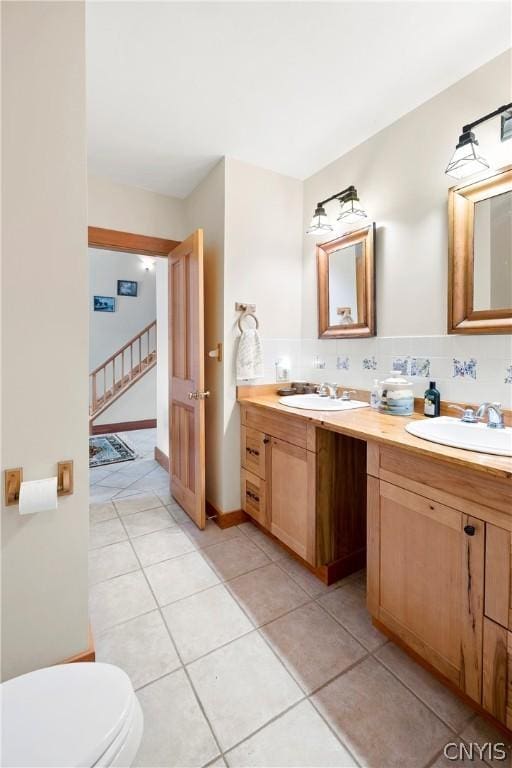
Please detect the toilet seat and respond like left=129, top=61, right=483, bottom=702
left=1, top=662, right=143, bottom=768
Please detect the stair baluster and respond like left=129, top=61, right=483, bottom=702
left=89, top=320, right=157, bottom=422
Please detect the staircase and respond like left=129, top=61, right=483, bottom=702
left=89, top=320, right=157, bottom=422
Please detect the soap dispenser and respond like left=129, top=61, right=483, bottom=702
left=424, top=381, right=440, bottom=418
left=370, top=379, right=380, bottom=409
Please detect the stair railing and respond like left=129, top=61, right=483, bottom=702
left=90, top=320, right=157, bottom=417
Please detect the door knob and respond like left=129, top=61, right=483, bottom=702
left=188, top=390, right=210, bottom=400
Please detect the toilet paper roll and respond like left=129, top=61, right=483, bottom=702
left=18, top=477, right=58, bottom=515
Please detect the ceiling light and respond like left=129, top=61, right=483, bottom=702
left=445, top=102, right=512, bottom=180
left=306, top=203, right=334, bottom=235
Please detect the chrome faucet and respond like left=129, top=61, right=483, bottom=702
left=476, top=402, right=505, bottom=429
left=340, top=389, right=356, bottom=401
left=318, top=382, right=337, bottom=398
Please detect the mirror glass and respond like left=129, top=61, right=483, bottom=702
left=473, top=190, right=512, bottom=311
left=328, top=243, right=364, bottom=326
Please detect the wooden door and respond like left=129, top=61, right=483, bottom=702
left=268, top=437, right=315, bottom=564
left=369, top=480, right=484, bottom=702
left=168, top=230, right=206, bottom=529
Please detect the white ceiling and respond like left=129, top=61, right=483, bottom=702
left=86, top=1, right=511, bottom=198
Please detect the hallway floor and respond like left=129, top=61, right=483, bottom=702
left=89, top=430, right=506, bottom=768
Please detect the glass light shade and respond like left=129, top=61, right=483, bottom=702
left=306, top=204, right=334, bottom=235
left=337, top=196, right=367, bottom=223
left=445, top=132, right=489, bottom=179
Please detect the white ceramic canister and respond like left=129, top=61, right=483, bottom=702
left=378, top=371, right=414, bottom=416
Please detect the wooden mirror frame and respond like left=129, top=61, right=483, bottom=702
left=317, top=223, right=376, bottom=339
left=448, top=164, right=512, bottom=335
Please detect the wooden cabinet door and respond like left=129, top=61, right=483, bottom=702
left=268, top=437, right=315, bottom=564
left=485, top=524, right=512, bottom=630
left=369, top=479, right=484, bottom=702
left=482, top=617, right=512, bottom=728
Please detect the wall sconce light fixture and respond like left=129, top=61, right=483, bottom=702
left=445, top=102, right=512, bottom=180
left=139, top=256, right=156, bottom=271
left=307, top=185, right=367, bottom=235
left=307, top=203, right=334, bottom=235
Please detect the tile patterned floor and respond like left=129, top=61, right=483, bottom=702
left=89, top=430, right=508, bottom=768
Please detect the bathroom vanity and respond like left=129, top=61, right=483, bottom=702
left=238, top=386, right=512, bottom=731
left=240, top=397, right=367, bottom=581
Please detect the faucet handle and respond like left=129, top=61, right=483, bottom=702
left=340, top=389, right=356, bottom=401
left=449, top=405, right=479, bottom=423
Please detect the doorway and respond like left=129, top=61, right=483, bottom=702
left=87, top=226, right=207, bottom=530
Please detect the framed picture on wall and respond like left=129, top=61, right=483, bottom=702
left=117, top=280, right=138, bottom=297
left=93, top=295, right=116, bottom=312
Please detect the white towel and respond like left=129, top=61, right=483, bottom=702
left=236, top=328, right=264, bottom=380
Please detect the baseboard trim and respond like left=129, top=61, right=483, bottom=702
left=244, top=517, right=364, bottom=585
left=207, top=500, right=248, bottom=528
left=91, top=419, right=156, bottom=435
left=63, top=624, right=95, bottom=663
left=154, top=446, right=169, bottom=472
left=315, top=548, right=367, bottom=586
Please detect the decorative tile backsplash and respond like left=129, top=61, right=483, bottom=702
left=362, top=356, right=377, bottom=371
left=452, top=358, right=477, bottom=379
left=411, top=357, right=430, bottom=377
left=392, top=356, right=409, bottom=375
left=390, top=356, right=432, bottom=377
left=244, top=335, right=511, bottom=409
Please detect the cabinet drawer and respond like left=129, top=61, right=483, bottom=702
left=482, top=617, right=512, bottom=728
left=241, top=469, right=268, bottom=528
left=376, top=446, right=512, bottom=518
left=485, top=524, right=512, bottom=630
left=242, top=405, right=308, bottom=449
left=241, top=426, right=267, bottom=479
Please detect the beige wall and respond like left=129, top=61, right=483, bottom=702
left=184, top=160, right=226, bottom=511
left=1, top=1, right=88, bottom=679
left=222, top=158, right=303, bottom=511
left=302, top=51, right=512, bottom=339
left=88, top=175, right=186, bottom=454
left=88, top=174, right=186, bottom=240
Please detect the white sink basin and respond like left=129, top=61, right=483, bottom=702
left=279, top=394, right=370, bottom=412
left=405, top=416, right=512, bottom=457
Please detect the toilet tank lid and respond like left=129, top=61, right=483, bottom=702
left=1, top=662, right=135, bottom=768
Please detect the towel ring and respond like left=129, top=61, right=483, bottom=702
left=238, top=312, right=259, bottom=332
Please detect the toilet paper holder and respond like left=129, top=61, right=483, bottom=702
left=4, top=461, right=74, bottom=506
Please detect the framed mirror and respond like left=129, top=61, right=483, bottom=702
left=448, top=165, right=512, bottom=334
left=317, top=223, right=375, bottom=338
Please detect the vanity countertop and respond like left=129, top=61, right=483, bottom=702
left=238, top=393, right=512, bottom=480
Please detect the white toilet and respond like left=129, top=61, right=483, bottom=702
left=1, top=662, right=143, bottom=767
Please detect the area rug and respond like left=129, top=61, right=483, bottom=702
left=89, top=434, right=136, bottom=468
